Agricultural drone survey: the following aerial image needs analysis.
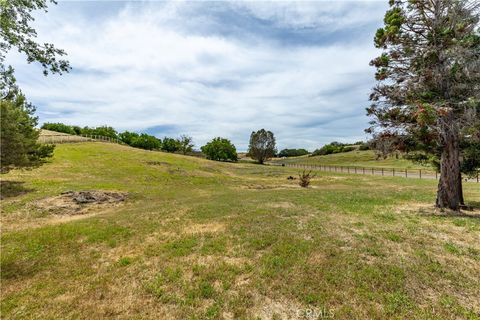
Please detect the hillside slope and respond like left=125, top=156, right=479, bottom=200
left=1, top=143, right=479, bottom=319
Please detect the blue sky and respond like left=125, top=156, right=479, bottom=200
left=7, top=0, right=389, bottom=151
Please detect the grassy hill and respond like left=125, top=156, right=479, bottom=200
left=1, top=143, right=479, bottom=319
left=274, top=150, right=433, bottom=170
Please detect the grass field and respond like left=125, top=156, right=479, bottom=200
left=1, top=143, right=479, bottom=319
left=272, top=150, right=432, bottom=170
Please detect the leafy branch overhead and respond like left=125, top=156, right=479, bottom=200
left=0, top=0, right=70, bottom=76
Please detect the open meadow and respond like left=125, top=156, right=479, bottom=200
left=1, top=143, right=479, bottom=319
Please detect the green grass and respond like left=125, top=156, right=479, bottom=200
left=273, top=150, right=433, bottom=170
left=1, top=143, right=479, bottom=319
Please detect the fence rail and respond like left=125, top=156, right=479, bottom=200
left=38, top=134, right=125, bottom=145
left=269, top=162, right=479, bottom=183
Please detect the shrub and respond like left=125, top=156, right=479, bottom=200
left=311, top=142, right=356, bottom=156
left=119, top=131, right=140, bottom=145
left=130, top=134, right=161, bottom=150
left=359, top=143, right=370, bottom=151
left=161, top=137, right=181, bottom=153
left=298, top=170, right=316, bottom=188
left=41, top=122, right=76, bottom=134
left=201, top=137, right=238, bottom=162
left=278, top=148, right=309, bottom=157
left=82, top=126, right=118, bottom=139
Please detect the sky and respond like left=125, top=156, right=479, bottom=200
left=7, top=0, right=389, bottom=151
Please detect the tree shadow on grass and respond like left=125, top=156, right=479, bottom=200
left=0, top=181, right=34, bottom=200
left=418, top=204, right=480, bottom=219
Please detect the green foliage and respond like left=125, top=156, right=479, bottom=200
left=161, top=137, right=181, bottom=153
left=0, top=94, right=54, bottom=173
left=81, top=126, right=118, bottom=140
left=178, top=135, right=194, bottom=155
left=41, top=122, right=76, bottom=135
left=118, top=131, right=139, bottom=145
left=278, top=148, right=309, bottom=158
left=359, top=143, right=370, bottom=151
left=130, top=134, right=161, bottom=151
left=201, top=137, right=238, bottom=162
left=0, top=0, right=70, bottom=77
left=248, top=129, right=276, bottom=164
left=311, top=142, right=355, bottom=156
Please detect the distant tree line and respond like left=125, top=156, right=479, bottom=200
left=41, top=123, right=194, bottom=154
left=278, top=148, right=309, bottom=158
left=41, top=122, right=378, bottom=165
left=311, top=141, right=369, bottom=156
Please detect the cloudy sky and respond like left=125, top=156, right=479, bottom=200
left=7, top=0, right=389, bottom=151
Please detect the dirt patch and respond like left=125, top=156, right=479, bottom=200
left=33, top=190, right=127, bottom=215
left=185, top=222, right=225, bottom=234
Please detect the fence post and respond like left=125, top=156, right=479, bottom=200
left=371, top=168, right=374, bottom=175
left=393, top=168, right=395, bottom=176
left=419, top=169, right=422, bottom=179
left=436, top=171, right=438, bottom=180
left=382, top=168, right=384, bottom=176
left=355, top=167, right=357, bottom=174
left=405, top=169, right=407, bottom=178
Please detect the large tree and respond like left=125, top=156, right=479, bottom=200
left=367, top=0, right=480, bottom=210
left=248, top=129, right=277, bottom=164
left=1, top=0, right=70, bottom=173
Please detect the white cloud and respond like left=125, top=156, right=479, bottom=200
left=7, top=0, right=387, bottom=150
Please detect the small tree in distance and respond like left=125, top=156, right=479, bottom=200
left=179, top=135, right=194, bottom=155
left=248, top=129, right=276, bottom=164
left=201, top=137, right=238, bottom=162
left=162, top=137, right=181, bottom=153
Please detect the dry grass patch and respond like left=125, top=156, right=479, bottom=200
left=266, top=202, right=296, bottom=209
left=184, top=222, right=226, bottom=234
left=250, top=293, right=305, bottom=320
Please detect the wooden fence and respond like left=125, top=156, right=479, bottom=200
left=269, top=162, right=479, bottom=183
left=38, top=133, right=125, bottom=145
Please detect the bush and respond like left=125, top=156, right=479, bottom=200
left=162, top=137, right=181, bottom=153
left=82, top=126, right=118, bottom=139
left=359, top=143, right=370, bottom=151
left=201, top=137, right=238, bottom=162
left=130, top=134, right=161, bottom=150
left=41, top=122, right=76, bottom=134
left=298, top=170, right=316, bottom=188
left=278, top=148, right=309, bottom=157
left=311, top=142, right=356, bottom=156
left=119, top=131, right=140, bottom=145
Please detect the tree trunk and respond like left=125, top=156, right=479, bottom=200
left=435, top=112, right=463, bottom=211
